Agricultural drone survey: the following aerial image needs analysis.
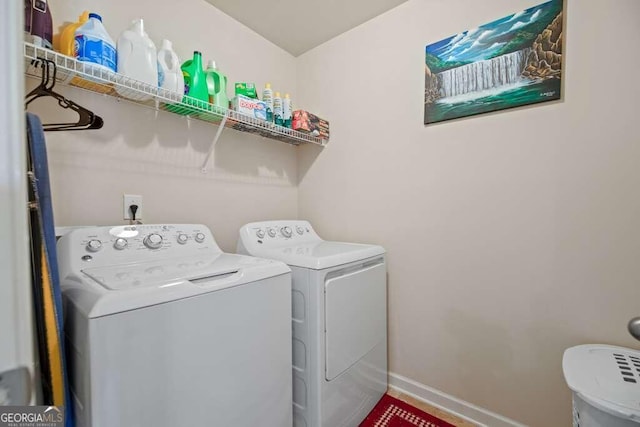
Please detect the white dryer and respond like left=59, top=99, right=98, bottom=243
left=57, top=224, right=292, bottom=427
left=238, top=220, right=387, bottom=427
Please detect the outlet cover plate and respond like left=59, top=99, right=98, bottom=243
left=123, top=194, right=143, bottom=220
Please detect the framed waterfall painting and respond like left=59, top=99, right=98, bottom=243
left=424, top=0, right=563, bottom=125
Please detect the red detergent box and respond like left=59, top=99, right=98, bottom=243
left=292, top=110, right=329, bottom=139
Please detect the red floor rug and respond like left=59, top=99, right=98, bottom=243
left=360, top=394, right=456, bottom=427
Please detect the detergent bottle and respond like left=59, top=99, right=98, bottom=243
left=59, top=10, right=89, bottom=56
left=157, top=39, right=184, bottom=100
left=181, top=51, right=209, bottom=108
left=205, top=60, right=229, bottom=111
left=273, top=92, right=283, bottom=126
left=283, top=93, right=292, bottom=128
left=116, top=18, right=157, bottom=100
left=75, top=13, right=117, bottom=73
left=205, top=60, right=217, bottom=107
left=262, top=83, right=274, bottom=122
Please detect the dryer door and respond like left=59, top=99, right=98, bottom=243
left=324, top=260, right=386, bottom=381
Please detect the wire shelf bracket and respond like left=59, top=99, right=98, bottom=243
left=201, top=113, right=229, bottom=173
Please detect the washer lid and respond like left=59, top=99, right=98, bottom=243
left=563, top=344, right=640, bottom=421
left=81, top=253, right=240, bottom=290
left=67, top=253, right=290, bottom=318
left=258, top=241, right=385, bottom=269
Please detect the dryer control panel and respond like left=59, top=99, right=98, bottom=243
left=239, top=220, right=322, bottom=249
left=238, top=220, right=385, bottom=271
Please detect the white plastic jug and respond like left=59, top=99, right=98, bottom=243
left=157, top=39, right=184, bottom=102
left=116, top=18, right=157, bottom=100
left=75, top=13, right=117, bottom=74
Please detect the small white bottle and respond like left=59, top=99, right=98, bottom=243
left=157, top=39, right=184, bottom=101
left=262, top=83, right=274, bottom=122
left=273, top=91, right=283, bottom=126
left=282, top=93, right=292, bottom=128
left=116, top=18, right=157, bottom=100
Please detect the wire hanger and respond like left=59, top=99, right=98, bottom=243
left=25, top=58, right=104, bottom=131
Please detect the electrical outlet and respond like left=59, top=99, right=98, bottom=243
left=123, top=194, right=143, bottom=220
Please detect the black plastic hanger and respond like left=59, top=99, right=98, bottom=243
left=25, top=58, right=104, bottom=131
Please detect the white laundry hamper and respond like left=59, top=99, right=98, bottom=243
left=563, top=344, right=640, bottom=426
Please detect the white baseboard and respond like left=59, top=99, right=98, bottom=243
left=388, top=372, right=527, bottom=427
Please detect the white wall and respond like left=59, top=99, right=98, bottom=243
left=296, top=0, right=640, bottom=425
left=27, top=0, right=299, bottom=251
left=24, top=0, right=640, bottom=424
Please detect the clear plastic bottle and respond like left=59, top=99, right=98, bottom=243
left=116, top=19, right=157, bottom=100
left=157, top=39, right=184, bottom=101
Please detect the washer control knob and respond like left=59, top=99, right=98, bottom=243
left=256, top=229, right=265, bottom=239
left=86, top=239, right=102, bottom=252
left=113, top=238, right=128, bottom=250
left=267, top=228, right=277, bottom=238
left=281, top=226, right=292, bottom=238
left=177, top=234, right=188, bottom=244
left=194, top=232, right=206, bottom=243
left=296, top=226, right=304, bottom=235
left=144, top=233, right=163, bottom=249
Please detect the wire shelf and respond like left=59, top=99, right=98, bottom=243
left=23, top=42, right=328, bottom=148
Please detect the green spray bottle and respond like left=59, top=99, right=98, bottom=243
left=205, top=60, right=229, bottom=112
left=181, top=51, right=209, bottom=110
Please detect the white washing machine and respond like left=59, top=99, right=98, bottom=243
left=56, top=224, right=293, bottom=427
left=238, top=220, right=387, bottom=427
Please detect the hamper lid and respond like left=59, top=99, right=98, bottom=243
left=563, top=344, right=640, bottom=421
